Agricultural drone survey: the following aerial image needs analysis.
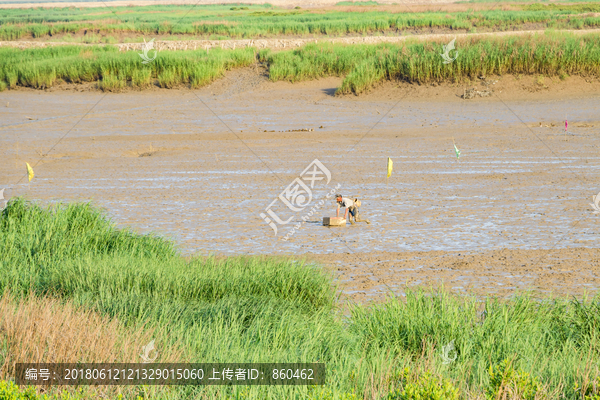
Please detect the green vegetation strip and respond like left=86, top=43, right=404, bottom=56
left=1, top=3, right=600, bottom=42
left=263, top=32, right=600, bottom=94
left=1, top=32, right=599, bottom=94
left=0, top=45, right=256, bottom=91
left=1, top=198, right=600, bottom=399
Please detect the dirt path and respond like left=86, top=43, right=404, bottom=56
left=1, top=69, right=599, bottom=301
left=2, top=29, right=600, bottom=52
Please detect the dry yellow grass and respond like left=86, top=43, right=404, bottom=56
left=0, top=292, right=184, bottom=379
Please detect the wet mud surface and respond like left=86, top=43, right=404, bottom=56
left=1, top=70, right=599, bottom=300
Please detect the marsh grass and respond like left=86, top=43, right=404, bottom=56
left=1, top=3, right=600, bottom=42
left=131, top=68, right=152, bottom=88
left=1, top=198, right=599, bottom=399
left=0, top=45, right=255, bottom=91
left=261, top=32, right=600, bottom=94
left=98, top=71, right=125, bottom=91
left=1, top=32, right=599, bottom=93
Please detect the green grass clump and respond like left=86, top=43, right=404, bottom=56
left=262, top=32, right=600, bottom=94
left=130, top=68, right=152, bottom=88
left=0, top=45, right=256, bottom=90
left=0, top=199, right=334, bottom=309
left=350, top=289, right=600, bottom=396
left=387, top=370, right=460, bottom=400
left=97, top=71, right=125, bottom=91
left=0, top=198, right=175, bottom=264
left=1, top=199, right=600, bottom=399
left=486, top=359, right=543, bottom=400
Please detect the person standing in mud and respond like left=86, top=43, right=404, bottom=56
left=336, top=194, right=370, bottom=225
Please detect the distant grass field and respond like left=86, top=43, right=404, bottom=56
left=335, top=1, right=381, bottom=5
left=0, top=198, right=599, bottom=399
left=462, top=0, right=600, bottom=3
left=1, top=32, right=599, bottom=94
left=1, top=3, right=600, bottom=43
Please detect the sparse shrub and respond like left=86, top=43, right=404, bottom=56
left=387, top=369, right=460, bottom=400
left=486, top=359, right=543, bottom=400
left=0, top=381, right=42, bottom=400
left=0, top=380, right=144, bottom=400
left=574, top=376, right=600, bottom=400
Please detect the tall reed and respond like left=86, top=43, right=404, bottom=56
left=262, top=32, right=600, bottom=94
left=0, top=45, right=256, bottom=91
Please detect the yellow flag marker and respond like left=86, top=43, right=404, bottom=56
left=387, top=157, right=393, bottom=178
left=26, top=162, right=34, bottom=182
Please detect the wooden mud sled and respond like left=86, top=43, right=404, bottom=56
left=323, top=217, right=347, bottom=227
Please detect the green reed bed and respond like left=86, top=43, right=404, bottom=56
left=1, top=3, right=600, bottom=42
left=1, top=198, right=600, bottom=399
left=261, top=32, right=600, bottom=94
left=1, top=32, right=599, bottom=93
left=0, top=45, right=255, bottom=90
